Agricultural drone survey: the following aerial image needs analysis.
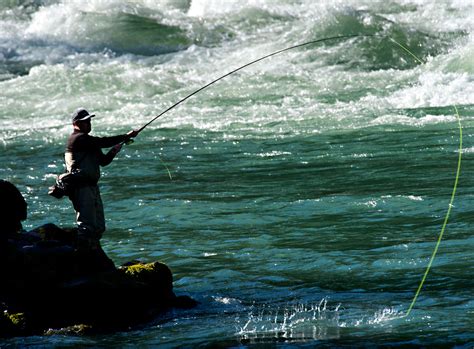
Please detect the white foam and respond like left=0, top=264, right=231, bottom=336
left=461, top=147, right=474, bottom=153
left=1, top=0, right=473, bottom=139
left=445, top=43, right=474, bottom=74
left=386, top=72, right=474, bottom=109
left=387, top=0, right=474, bottom=34
left=24, top=0, right=182, bottom=49
left=371, top=114, right=457, bottom=127
left=188, top=0, right=270, bottom=17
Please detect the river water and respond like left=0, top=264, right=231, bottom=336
left=1, top=0, right=473, bottom=347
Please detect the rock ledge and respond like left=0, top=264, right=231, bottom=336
left=0, top=223, right=196, bottom=337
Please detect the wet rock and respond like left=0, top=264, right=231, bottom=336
left=0, top=311, right=28, bottom=337
left=0, top=181, right=197, bottom=337
left=173, top=295, right=199, bottom=309
left=0, top=224, right=196, bottom=336
left=44, top=324, right=95, bottom=336
left=119, top=261, right=174, bottom=298
left=0, top=179, right=27, bottom=236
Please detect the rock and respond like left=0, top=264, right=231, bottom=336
left=0, top=179, right=27, bottom=236
left=0, top=311, right=28, bottom=337
left=0, top=224, right=196, bottom=336
left=5, top=312, right=27, bottom=330
left=0, top=181, right=197, bottom=337
left=29, top=223, right=77, bottom=245
left=173, top=295, right=199, bottom=309
left=44, top=324, right=95, bottom=336
left=119, top=261, right=174, bottom=298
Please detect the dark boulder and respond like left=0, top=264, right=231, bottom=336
left=0, top=179, right=27, bottom=236
left=0, top=223, right=197, bottom=336
left=0, top=181, right=197, bottom=337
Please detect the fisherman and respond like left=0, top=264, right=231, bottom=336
left=66, top=108, right=139, bottom=249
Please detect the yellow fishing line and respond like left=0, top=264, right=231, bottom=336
left=389, top=38, right=463, bottom=317
left=389, top=38, right=425, bottom=65
left=133, top=36, right=462, bottom=315
left=158, top=155, right=173, bottom=180
left=404, top=104, right=462, bottom=317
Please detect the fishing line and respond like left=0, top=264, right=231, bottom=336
left=381, top=38, right=462, bottom=318
left=403, top=106, right=462, bottom=317
left=130, top=35, right=462, bottom=316
left=158, top=155, right=173, bottom=180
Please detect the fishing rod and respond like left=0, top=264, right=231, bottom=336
left=130, top=33, right=372, bottom=138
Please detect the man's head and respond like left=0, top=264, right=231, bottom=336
left=72, top=108, right=95, bottom=133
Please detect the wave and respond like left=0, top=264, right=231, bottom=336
left=25, top=2, right=191, bottom=56
left=303, top=8, right=466, bottom=71
left=0, top=0, right=472, bottom=136
left=1, top=1, right=472, bottom=74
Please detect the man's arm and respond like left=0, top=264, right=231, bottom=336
left=92, top=130, right=139, bottom=149
left=99, top=144, right=122, bottom=166
left=99, top=130, right=138, bottom=166
left=70, top=130, right=139, bottom=152
left=88, top=134, right=128, bottom=149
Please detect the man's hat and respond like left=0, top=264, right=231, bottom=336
left=72, top=108, right=95, bottom=123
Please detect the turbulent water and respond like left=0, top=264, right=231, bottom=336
left=1, top=0, right=473, bottom=347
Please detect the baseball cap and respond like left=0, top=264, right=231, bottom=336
left=72, top=108, right=95, bottom=123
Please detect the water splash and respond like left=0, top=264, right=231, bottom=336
left=368, top=306, right=406, bottom=325
left=338, top=304, right=406, bottom=329
left=235, top=298, right=341, bottom=342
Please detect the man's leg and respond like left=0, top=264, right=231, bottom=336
left=94, top=187, right=106, bottom=239
left=71, top=185, right=100, bottom=249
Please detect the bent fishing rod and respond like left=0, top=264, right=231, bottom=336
left=129, top=33, right=371, bottom=139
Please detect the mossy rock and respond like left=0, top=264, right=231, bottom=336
left=0, top=311, right=28, bottom=336
left=119, top=261, right=173, bottom=295
left=44, top=324, right=94, bottom=336
left=7, top=312, right=26, bottom=327
left=0, top=180, right=197, bottom=337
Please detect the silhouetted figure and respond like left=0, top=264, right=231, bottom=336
left=65, top=108, right=138, bottom=249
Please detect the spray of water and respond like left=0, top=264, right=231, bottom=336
left=236, top=298, right=342, bottom=342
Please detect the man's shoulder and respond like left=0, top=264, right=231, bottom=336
left=68, top=130, right=85, bottom=140
left=67, top=131, right=94, bottom=151
left=70, top=130, right=88, bottom=137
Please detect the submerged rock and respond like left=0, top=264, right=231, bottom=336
left=0, top=181, right=197, bottom=337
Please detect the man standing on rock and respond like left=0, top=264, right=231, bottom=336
left=65, top=108, right=139, bottom=249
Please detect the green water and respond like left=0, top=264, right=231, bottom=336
left=0, top=0, right=473, bottom=347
